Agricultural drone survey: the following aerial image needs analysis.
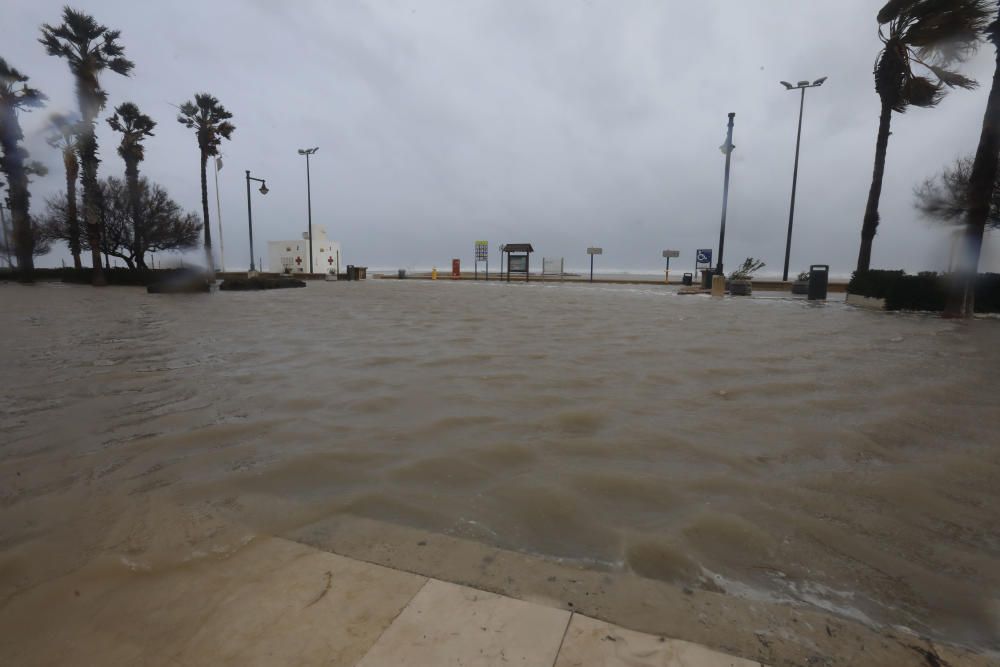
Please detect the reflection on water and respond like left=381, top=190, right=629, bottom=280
left=1, top=280, right=998, bottom=649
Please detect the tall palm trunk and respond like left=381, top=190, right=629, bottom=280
left=858, top=101, right=894, bottom=272
left=78, top=125, right=105, bottom=285
left=64, top=148, right=81, bottom=269
left=945, top=35, right=1000, bottom=318
left=0, top=111, right=33, bottom=281
left=4, top=163, right=33, bottom=281
left=199, top=149, right=214, bottom=272
left=124, top=157, right=144, bottom=269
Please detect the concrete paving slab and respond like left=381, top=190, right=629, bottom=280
left=554, top=614, right=765, bottom=667
left=355, top=578, right=572, bottom=667
left=0, top=537, right=427, bottom=667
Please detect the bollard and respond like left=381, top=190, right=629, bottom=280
left=432, top=267, right=438, bottom=280
left=711, top=275, right=726, bottom=297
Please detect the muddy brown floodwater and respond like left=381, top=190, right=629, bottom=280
left=1, top=280, right=998, bottom=655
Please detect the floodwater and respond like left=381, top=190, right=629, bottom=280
left=1, top=280, right=998, bottom=651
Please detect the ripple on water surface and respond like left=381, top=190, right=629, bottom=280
left=2, top=281, right=999, bottom=650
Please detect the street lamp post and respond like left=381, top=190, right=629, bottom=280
left=716, top=112, right=736, bottom=276
left=779, top=77, right=827, bottom=281
left=245, top=170, right=269, bottom=273
left=297, top=147, right=319, bottom=274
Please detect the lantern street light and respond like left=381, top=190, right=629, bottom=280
left=245, top=170, right=268, bottom=273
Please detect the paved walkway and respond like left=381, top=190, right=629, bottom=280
left=1, top=536, right=761, bottom=666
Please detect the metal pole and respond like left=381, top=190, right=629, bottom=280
left=306, top=153, right=313, bottom=275
left=590, top=253, right=594, bottom=282
left=245, top=171, right=256, bottom=272
left=716, top=112, right=735, bottom=276
left=783, top=87, right=806, bottom=282
left=214, top=157, right=225, bottom=273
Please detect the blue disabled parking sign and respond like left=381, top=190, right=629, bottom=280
left=696, top=249, right=713, bottom=265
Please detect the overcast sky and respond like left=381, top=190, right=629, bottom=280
left=7, top=0, right=1000, bottom=276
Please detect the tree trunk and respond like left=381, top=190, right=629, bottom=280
left=0, top=110, right=33, bottom=282
left=858, top=101, right=894, bottom=273
left=78, top=125, right=106, bottom=285
left=64, top=148, right=82, bottom=269
left=125, top=157, right=144, bottom=271
left=944, top=39, right=1000, bottom=318
left=199, top=150, right=214, bottom=273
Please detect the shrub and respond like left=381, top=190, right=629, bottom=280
left=848, top=270, right=1000, bottom=312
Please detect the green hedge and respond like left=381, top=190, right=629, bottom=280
left=848, top=270, right=1000, bottom=312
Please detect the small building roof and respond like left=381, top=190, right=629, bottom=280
left=503, top=243, right=534, bottom=253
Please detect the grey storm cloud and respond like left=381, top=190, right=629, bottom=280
left=6, top=0, right=999, bottom=276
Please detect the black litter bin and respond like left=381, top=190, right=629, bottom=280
left=808, top=264, right=829, bottom=300
left=346, top=265, right=355, bottom=281
left=398, top=269, right=407, bottom=279
left=682, top=273, right=693, bottom=286
left=701, top=269, right=714, bottom=289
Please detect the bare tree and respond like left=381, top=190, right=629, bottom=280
left=41, top=176, right=201, bottom=269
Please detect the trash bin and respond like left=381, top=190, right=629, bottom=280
left=346, top=265, right=355, bottom=281
left=808, top=264, right=829, bottom=300
left=398, top=269, right=407, bottom=279
left=682, top=273, right=693, bottom=286
left=701, top=269, right=714, bottom=289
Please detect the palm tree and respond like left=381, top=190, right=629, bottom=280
left=0, top=58, right=46, bottom=282
left=857, top=0, right=992, bottom=272
left=40, top=8, right=134, bottom=285
left=177, top=93, right=235, bottom=272
left=46, top=113, right=83, bottom=269
left=946, top=5, right=1000, bottom=317
left=107, top=102, right=155, bottom=269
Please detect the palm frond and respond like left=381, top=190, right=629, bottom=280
left=906, top=75, right=945, bottom=107
left=878, top=0, right=921, bottom=24
left=926, top=64, right=978, bottom=89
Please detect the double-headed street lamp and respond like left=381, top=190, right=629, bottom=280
left=245, top=170, right=269, bottom=273
left=779, top=76, right=827, bottom=282
left=297, top=147, right=319, bottom=274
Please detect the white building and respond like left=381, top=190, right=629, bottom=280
left=268, top=226, right=342, bottom=275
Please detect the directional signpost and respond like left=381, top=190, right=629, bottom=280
left=662, top=249, right=680, bottom=283
left=587, top=247, right=602, bottom=283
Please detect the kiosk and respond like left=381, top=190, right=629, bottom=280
left=502, top=244, right=534, bottom=282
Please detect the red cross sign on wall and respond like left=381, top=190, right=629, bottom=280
left=328, top=256, right=334, bottom=265
left=295, top=256, right=302, bottom=266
